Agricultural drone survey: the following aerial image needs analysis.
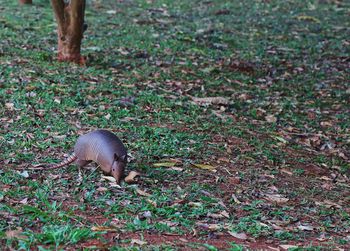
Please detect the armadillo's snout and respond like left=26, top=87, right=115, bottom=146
left=111, top=162, right=125, bottom=184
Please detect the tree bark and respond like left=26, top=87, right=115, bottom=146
left=50, top=0, right=86, bottom=64
left=19, top=0, right=32, bottom=4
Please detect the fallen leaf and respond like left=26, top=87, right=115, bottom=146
left=191, top=96, right=229, bottom=106
left=228, top=231, right=247, bottom=240
left=264, top=193, right=289, bottom=203
left=315, top=200, right=342, bottom=209
left=238, top=93, right=250, bottom=101
left=5, top=228, right=27, bottom=239
left=220, top=210, right=230, bottom=218
left=280, top=245, right=298, bottom=250
left=146, top=199, right=157, bottom=207
left=297, top=224, right=314, bottom=231
left=97, top=187, right=108, bottom=192
left=86, top=46, right=101, bottom=51
left=231, top=194, right=241, bottom=204
left=19, top=198, right=28, bottom=204
left=280, top=169, right=293, bottom=176
left=104, top=113, right=111, bottom=120
left=110, top=218, right=126, bottom=228
left=273, top=135, right=288, bottom=144
left=136, top=189, right=151, bottom=197
left=18, top=171, right=29, bottom=178
left=101, top=175, right=116, bottom=183
left=141, top=211, right=152, bottom=218
left=188, top=202, right=202, bottom=207
left=169, top=167, right=184, bottom=171
left=5, top=102, right=14, bottom=110
left=109, top=182, right=121, bottom=188
left=218, top=157, right=230, bottom=163
left=317, top=232, right=328, bottom=242
left=158, top=220, right=179, bottom=227
left=106, top=10, right=117, bottom=14
left=124, top=171, right=141, bottom=184
left=207, top=210, right=230, bottom=219
left=196, top=222, right=221, bottom=230
left=320, top=121, right=333, bottom=127
left=91, top=226, right=117, bottom=232
left=296, top=15, right=320, bottom=23
left=153, top=162, right=177, bottom=167
left=265, top=115, right=277, bottom=123
left=191, top=163, right=216, bottom=171
left=131, top=239, right=147, bottom=245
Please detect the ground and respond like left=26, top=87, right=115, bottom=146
left=0, top=0, right=349, bottom=250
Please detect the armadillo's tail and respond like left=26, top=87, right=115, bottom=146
left=48, top=153, right=78, bottom=169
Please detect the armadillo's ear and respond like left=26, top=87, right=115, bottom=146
left=114, top=153, right=119, bottom=161
left=121, top=154, right=127, bottom=162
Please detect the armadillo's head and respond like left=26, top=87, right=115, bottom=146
left=111, top=153, right=127, bottom=184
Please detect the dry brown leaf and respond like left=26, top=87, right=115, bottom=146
left=91, top=226, right=117, bottom=232
left=317, top=232, right=328, bottom=242
left=228, top=231, right=247, bottom=240
left=131, top=239, right=147, bottom=245
left=104, top=113, right=111, bottom=120
left=220, top=210, right=230, bottom=218
left=280, top=169, right=293, bottom=176
left=231, top=194, right=241, bottom=204
left=191, top=96, right=229, bottom=106
left=101, top=175, right=117, bottom=183
left=297, top=224, right=314, bottom=231
left=280, top=244, right=298, bottom=250
left=136, top=189, right=151, bottom=197
left=207, top=210, right=230, bottom=219
left=267, top=247, right=280, bottom=251
left=218, top=157, right=230, bottom=163
left=169, top=167, right=184, bottom=171
left=188, top=202, right=202, bottom=207
left=320, top=121, right=333, bottom=127
left=315, top=200, right=342, bottom=209
left=146, top=199, right=157, bottom=207
left=19, top=198, right=28, bottom=204
left=265, top=114, right=277, bottom=123
left=110, top=218, right=126, bottom=228
left=191, top=163, right=216, bottom=171
left=264, top=193, right=289, bottom=203
left=238, top=93, right=250, bottom=101
left=296, top=15, right=320, bottom=23
left=196, top=222, right=221, bottom=230
left=96, top=187, right=108, bottom=192
left=5, top=228, right=27, bottom=239
left=153, top=162, right=177, bottom=167
left=5, top=103, right=15, bottom=110
left=124, top=171, right=141, bottom=184
left=158, top=221, right=179, bottom=227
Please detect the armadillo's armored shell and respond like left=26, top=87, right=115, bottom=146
left=74, top=130, right=127, bottom=173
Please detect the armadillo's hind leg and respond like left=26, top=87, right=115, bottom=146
left=75, top=158, right=92, bottom=168
left=76, top=159, right=92, bottom=184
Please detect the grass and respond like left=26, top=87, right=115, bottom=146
left=0, top=0, right=349, bottom=249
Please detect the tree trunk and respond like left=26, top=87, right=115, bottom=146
left=19, top=0, right=32, bottom=4
left=50, top=0, right=86, bottom=64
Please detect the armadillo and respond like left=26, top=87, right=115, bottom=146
left=51, top=129, right=127, bottom=184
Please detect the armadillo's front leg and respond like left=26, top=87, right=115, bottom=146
left=75, top=158, right=92, bottom=168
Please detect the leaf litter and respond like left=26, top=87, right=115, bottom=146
left=0, top=0, right=349, bottom=250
